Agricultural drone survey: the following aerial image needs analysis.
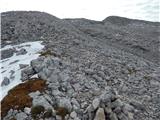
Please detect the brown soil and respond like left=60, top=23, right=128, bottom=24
left=1, top=78, right=46, bottom=118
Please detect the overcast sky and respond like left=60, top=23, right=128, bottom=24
left=0, top=0, right=159, bottom=21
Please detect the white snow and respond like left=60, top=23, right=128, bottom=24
left=0, top=41, right=44, bottom=101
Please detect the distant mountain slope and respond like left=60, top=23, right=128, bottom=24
left=2, top=11, right=160, bottom=65
left=65, top=16, right=160, bottom=65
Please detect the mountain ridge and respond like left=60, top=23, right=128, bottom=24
left=1, top=11, right=160, bottom=120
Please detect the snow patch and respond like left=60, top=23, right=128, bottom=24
left=0, top=41, right=44, bottom=101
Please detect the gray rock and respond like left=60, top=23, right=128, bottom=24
left=94, top=108, right=105, bottom=120
left=56, top=115, right=62, bottom=120
left=92, top=98, right=100, bottom=110
left=74, top=117, right=81, bottom=120
left=71, top=98, right=80, bottom=110
left=104, top=107, right=112, bottom=114
left=127, top=112, right=134, bottom=120
left=97, top=71, right=106, bottom=79
left=52, top=89, right=64, bottom=97
left=113, top=107, right=122, bottom=114
left=117, top=112, right=128, bottom=120
left=150, top=79, right=160, bottom=86
left=85, top=69, right=94, bottom=75
left=45, top=118, right=56, bottom=120
left=7, top=109, right=14, bottom=115
left=47, top=71, right=59, bottom=82
left=12, top=110, right=18, bottom=116
left=44, top=94, right=55, bottom=105
left=109, top=112, right=118, bottom=120
left=38, top=70, right=48, bottom=80
left=111, top=99, right=123, bottom=109
left=1, top=48, right=16, bottom=59
left=29, top=91, right=41, bottom=97
left=57, top=98, right=72, bottom=112
left=100, top=91, right=112, bottom=103
left=129, top=100, right=145, bottom=111
left=81, top=102, right=88, bottom=109
left=65, top=114, right=70, bottom=120
left=19, top=64, right=29, bottom=69
left=1, top=77, right=10, bottom=86
left=70, top=111, right=77, bottom=118
left=24, top=107, right=31, bottom=114
left=21, top=66, right=35, bottom=81
left=3, top=109, right=14, bottom=120
left=16, top=48, right=27, bottom=55
left=85, top=104, right=94, bottom=113
left=15, top=112, right=28, bottom=120
left=9, top=70, right=15, bottom=76
left=29, top=91, right=53, bottom=109
left=72, top=83, right=81, bottom=91
left=31, top=57, right=45, bottom=73
left=9, top=60, right=19, bottom=64
left=122, top=104, right=135, bottom=113
left=48, top=81, right=59, bottom=91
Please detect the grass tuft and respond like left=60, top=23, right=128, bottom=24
left=55, top=107, right=69, bottom=120
left=31, top=105, right=45, bottom=119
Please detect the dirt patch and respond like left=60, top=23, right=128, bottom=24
left=39, top=49, right=61, bottom=58
left=1, top=78, right=46, bottom=118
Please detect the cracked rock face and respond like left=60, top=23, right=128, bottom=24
left=1, top=11, right=160, bottom=120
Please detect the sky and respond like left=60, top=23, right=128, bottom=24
left=0, top=0, right=159, bottom=22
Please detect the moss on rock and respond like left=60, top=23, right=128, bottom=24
left=31, top=105, right=45, bottom=119
left=1, top=78, right=46, bottom=118
left=43, top=109, right=53, bottom=118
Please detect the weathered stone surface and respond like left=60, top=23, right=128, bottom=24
left=94, top=108, right=105, bottom=120
left=21, top=66, right=35, bottom=81
left=70, top=111, right=77, bottom=118
left=57, top=98, right=72, bottom=112
left=71, top=98, right=80, bottom=110
left=29, top=91, right=41, bottom=97
left=111, top=99, right=123, bottom=109
left=1, top=77, right=10, bottom=86
left=110, top=112, right=118, bottom=120
left=19, top=64, right=29, bottom=69
left=15, top=112, right=28, bottom=120
left=1, top=48, right=16, bottom=59
left=29, top=92, right=53, bottom=109
left=31, top=57, right=45, bottom=73
left=122, top=104, right=135, bottom=113
left=117, top=112, right=129, bottom=120
left=24, top=107, right=31, bottom=114
left=56, top=115, right=62, bottom=120
left=129, top=100, right=145, bottom=111
left=92, top=98, right=100, bottom=110
left=100, top=89, right=113, bottom=103
left=16, top=48, right=27, bottom=55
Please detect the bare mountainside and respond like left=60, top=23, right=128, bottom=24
left=1, top=11, right=160, bottom=120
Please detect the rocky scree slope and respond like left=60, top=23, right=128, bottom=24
left=1, top=11, right=160, bottom=120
